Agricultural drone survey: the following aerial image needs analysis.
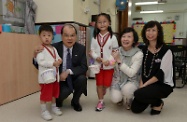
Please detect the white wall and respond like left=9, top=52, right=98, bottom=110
left=33, top=0, right=187, bottom=38
left=33, top=0, right=99, bottom=25
left=33, top=0, right=118, bottom=31
left=100, top=0, right=118, bottom=32
left=73, top=0, right=99, bottom=25
left=33, top=0, right=74, bottom=23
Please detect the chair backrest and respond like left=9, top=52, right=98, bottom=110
left=169, top=45, right=186, bottom=63
left=169, top=45, right=187, bottom=88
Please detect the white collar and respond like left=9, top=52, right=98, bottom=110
left=99, top=32, right=109, bottom=38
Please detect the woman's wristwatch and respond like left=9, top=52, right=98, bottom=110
left=117, top=62, right=121, bottom=67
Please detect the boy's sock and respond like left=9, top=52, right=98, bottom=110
left=41, top=104, right=47, bottom=112
left=51, top=103, right=62, bottom=116
left=51, top=103, right=56, bottom=108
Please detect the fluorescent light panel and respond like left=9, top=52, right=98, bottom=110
left=135, top=1, right=165, bottom=6
left=140, top=10, right=163, bottom=13
left=135, top=1, right=158, bottom=5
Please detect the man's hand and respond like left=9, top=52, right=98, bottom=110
left=57, top=59, right=63, bottom=65
left=60, top=70, right=69, bottom=81
left=34, top=45, right=44, bottom=58
left=53, top=59, right=63, bottom=67
left=53, top=58, right=63, bottom=67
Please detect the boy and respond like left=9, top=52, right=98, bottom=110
left=36, top=24, right=62, bottom=120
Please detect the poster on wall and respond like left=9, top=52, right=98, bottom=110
left=35, top=24, right=87, bottom=45
left=1, top=0, right=25, bottom=25
left=132, top=21, right=176, bottom=44
left=35, top=25, right=63, bottom=44
left=133, top=24, right=144, bottom=43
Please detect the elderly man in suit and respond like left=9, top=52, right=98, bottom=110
left=34, top=24, right=88, bottom=112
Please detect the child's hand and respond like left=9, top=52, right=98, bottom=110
left=96, top=57, right=103, bottom=63
left=88, top=50, right=93, bottom=58
left=103, top=60, right=110, bottom=66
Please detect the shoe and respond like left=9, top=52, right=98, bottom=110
left=150, top=109, right=161, bottom=115
left=117, top=100, right=123, bottom=106
left=125, top=98, right=132, bottom=110
left=95, top=101, right=105, bottom=112
left=52, top=107, right=62, bottom=116
left=150, top=100, right=164, bottom=115
left=125, top=102, right=131, bottom=110
left=41, top=110, right=53, bottom=121
left=71, top=101, right=82, bottom=112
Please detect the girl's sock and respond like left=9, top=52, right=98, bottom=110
left=99, top=99, right=103, bottom=103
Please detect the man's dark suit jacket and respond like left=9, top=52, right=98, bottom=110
left=33, top=41, right=88, bottom=96
left=52, top=41, right=88, bottom=96
left=53, top=41, right=88, bottom=77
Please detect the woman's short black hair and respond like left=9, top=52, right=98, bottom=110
left=120, top=27, right=139, bottom=47
left=39, top=24, right=54, bottom=35
left=141, top=21, right=164, bottom=49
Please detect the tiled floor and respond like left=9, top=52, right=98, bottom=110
left=0, top=79, right=187, bottom=122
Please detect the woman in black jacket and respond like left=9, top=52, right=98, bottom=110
left=131, top=21, right=175, bottom=115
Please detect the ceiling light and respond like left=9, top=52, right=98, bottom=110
left=135, top=1, right=158, bottom=5
left=135, top=1, right=166, bottom=6
left=140, top=10, right=163, bottom=13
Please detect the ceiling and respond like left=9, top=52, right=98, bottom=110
left=133, top=0, right=187, bottom=4
left=132, top=0, right=187, bottom=13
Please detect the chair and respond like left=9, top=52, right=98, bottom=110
left=170, top=45, right=187, bottom=88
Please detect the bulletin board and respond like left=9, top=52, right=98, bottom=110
left=133, top=24, right=144, bottom=43
left=132, top=21, right=176, bottom=44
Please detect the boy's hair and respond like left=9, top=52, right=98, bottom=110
left=93, top=13, right=113, bottom=39
left=39, top=24, right=54, bottom=35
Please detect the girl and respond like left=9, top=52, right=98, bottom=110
left=36, top=24, right=63, bottom=120
left=90, top=13, right=119, bottom=111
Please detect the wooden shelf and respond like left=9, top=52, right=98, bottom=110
left=0, top=32, right=40, bottom=105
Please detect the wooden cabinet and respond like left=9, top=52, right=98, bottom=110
left=0, top=33, right=40, bottom=105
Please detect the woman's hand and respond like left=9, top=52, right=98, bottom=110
left=34, top=45, right=44, bottom=58
left=112, top=50, right=121, bottom=63
left=139, top=80, right=144, bottom=88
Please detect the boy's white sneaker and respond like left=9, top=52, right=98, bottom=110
left=52, top=107, right=62, bottom=116
left=41, top=110, right=53, bottom=121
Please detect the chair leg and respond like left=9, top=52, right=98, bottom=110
left=175, top=67, right=187, bottom=88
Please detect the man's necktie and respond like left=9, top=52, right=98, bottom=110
left=66, top=48, right=73, bottom=91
